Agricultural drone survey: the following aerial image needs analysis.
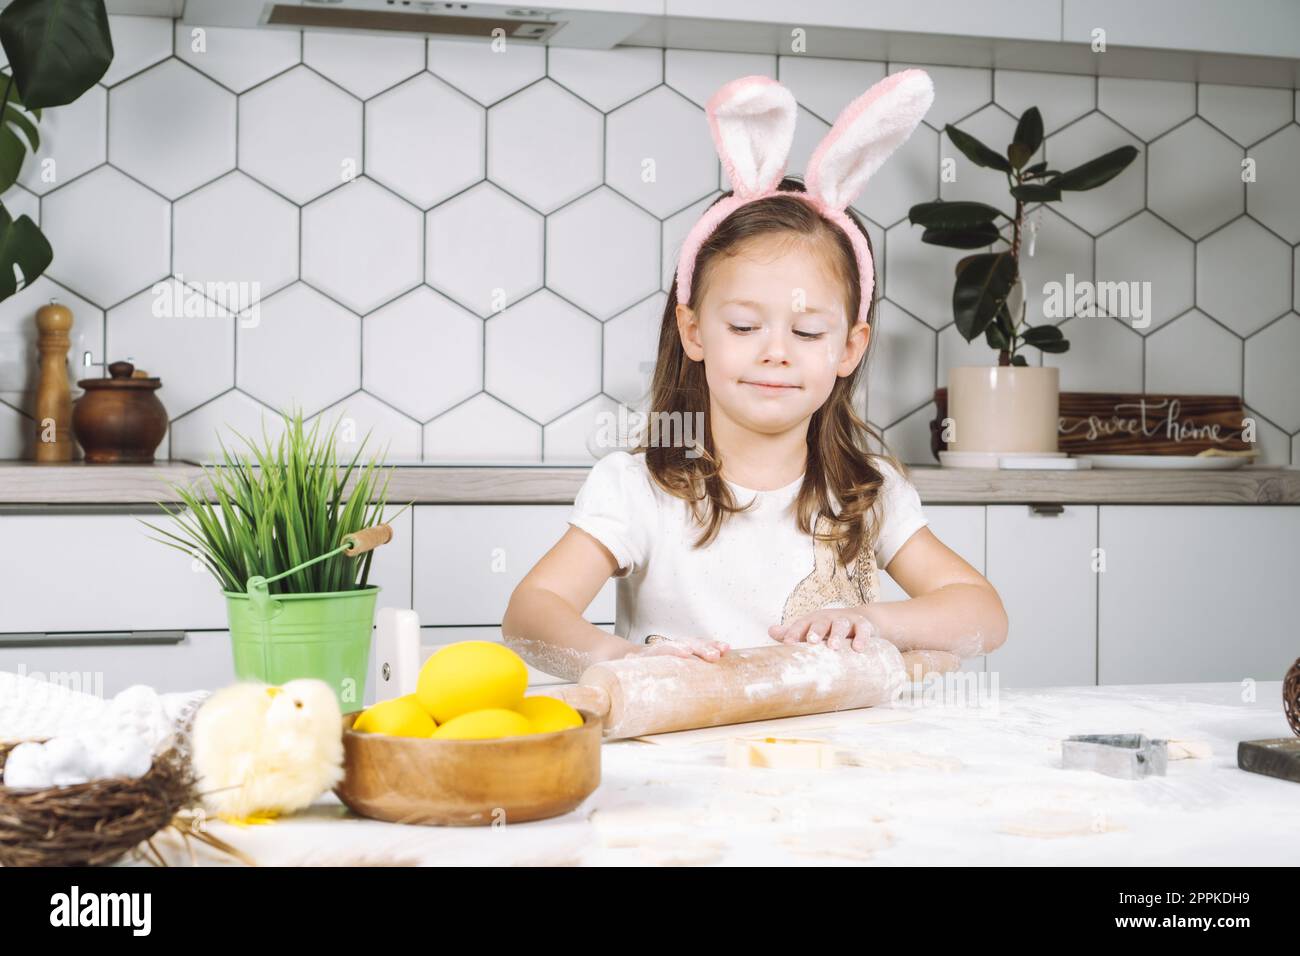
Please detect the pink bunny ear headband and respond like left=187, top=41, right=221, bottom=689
left=674, top=69, right=935, bottom=328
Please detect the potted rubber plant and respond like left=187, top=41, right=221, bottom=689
left=141, top=408, right=412, bottom=708
left=908, top=106, right=1138, bottom=454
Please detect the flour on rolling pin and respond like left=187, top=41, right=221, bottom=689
left=572, top=640, right=909, bottom=739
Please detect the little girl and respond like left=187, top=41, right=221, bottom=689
left=502, top=71, right=1007, bottom=681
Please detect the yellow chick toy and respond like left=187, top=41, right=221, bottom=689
left=192, top=679, right=344, bottom=826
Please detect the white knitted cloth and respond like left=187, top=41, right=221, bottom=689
left=0, top=671, right=210, bottom=754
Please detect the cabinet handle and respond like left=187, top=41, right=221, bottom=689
left=0, top=630, right=187, bottom=648
left=1028, top=504, right=1065, bottom=517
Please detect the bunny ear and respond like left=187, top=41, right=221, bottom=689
left=804, top=69, right=934, bottom=211
left=706, top=75, right=797, bottom=198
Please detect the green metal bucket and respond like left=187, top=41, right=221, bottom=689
left=224, top=585, right=379, bottom=711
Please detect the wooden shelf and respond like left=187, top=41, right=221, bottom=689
left=1, top=460, right=1297, bottom=506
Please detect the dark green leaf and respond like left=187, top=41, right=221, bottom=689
left=1020, top=324, right=1063, bottom=345
left=921, top=222, right=1002, bottom=249
left=0, top=0, right=113, bottom=109
left=1023, top=161, right=1048, bottom=176
left=1011, top=107, right=1044, bottom=162
left=1010, top=354, right=1029, bottom=366
left=945, top=123, right=1011, bottom=172
left=0, top=204, right=51, bottom=296
left=2, top=78, right=40, bottom=152
left=1030, top=338, right=1070, bottom=353
left=984, top=321, right=1008, bottom=350
left=1010, top=183, right=1062, bottom=202
left=5, top=104, right=38, bottom=149
left=908, top=199, right=1005, bottom=229
left=0, top=76, right=39, bottom=193
left=953, top=251, right=1017, bottom=341
left=1007, top=142, right=1034, bottom=170
left=995, top=302, right=1016, bottom=339
left=0, top=127, right=23, bottom=192
left=1054, top=145, right=1140, bottom=191
left=1021, top=324, right=1070, bottom=353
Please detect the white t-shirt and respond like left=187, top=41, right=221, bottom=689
left=567, top=451, right=928, bottom=649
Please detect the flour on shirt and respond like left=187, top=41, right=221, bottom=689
left=567, top=450, right=928, bottom=649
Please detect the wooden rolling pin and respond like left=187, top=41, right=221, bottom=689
left=546, top=641, right=959, bottom=740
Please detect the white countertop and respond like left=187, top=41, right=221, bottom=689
left=133, top=681, right=1298, bottom=866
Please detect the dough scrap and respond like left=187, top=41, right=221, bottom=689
left=998, top=809, right=1125, bottom=838
left=726, top=735, right=837, bottom=770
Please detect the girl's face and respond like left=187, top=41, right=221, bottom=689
left=676, top=232, right=870, bottom=436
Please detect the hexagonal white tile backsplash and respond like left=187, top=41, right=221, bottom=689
left=0, top=14, right=1297, bottom=466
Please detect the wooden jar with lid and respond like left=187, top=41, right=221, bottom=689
left=72, top=360, right=168, bottom=463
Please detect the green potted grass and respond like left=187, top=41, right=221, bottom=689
left=141, top=408, right=411, bottom=708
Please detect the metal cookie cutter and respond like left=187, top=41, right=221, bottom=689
left=1061, top=733, right=1168, bottom=779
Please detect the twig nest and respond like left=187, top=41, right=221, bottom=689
left=1284, top=657, right=1300, bottom=737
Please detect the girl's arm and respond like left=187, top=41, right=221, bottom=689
left=502, top=527, right=629, bottom=681
left=502, top=526, right=726, bottom=681
left=769, top=527, right=1009, bottom=658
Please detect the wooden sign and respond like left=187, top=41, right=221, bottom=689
left=930, top=389, right=1255, bottom=460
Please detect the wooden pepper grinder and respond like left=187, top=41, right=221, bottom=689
left=33, top=300, right=74, bottom=462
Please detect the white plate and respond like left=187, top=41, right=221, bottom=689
left=1079, top=454, right=1249, bottom=470
left=1001, top=456, right=1092, bottom=470
left=939, top=450, right=1071, bottom=469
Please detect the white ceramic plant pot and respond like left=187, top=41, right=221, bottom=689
left=947, top=365, right=1060, bottom=454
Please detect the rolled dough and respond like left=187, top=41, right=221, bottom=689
left=726, top=735, right=837, bottom=769
left=633, top=706, right=913, bottom=746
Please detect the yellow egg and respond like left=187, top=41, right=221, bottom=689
left=430, top=708, right=534, bottom=740
left=417, top=641, right=529, bottom=724
left=515, top=696, right=583, bottom=733
left=352, top=695, right=437, bottom=737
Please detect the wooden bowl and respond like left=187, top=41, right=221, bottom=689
left=333, top=709, right=602, bottom=826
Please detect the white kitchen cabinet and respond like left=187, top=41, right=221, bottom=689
left=0, top=510, right=229, bottom=634
left=361, top=507, right=413, bottom=610
left=662, top=0, right=1061, bottom=42
left=879, top=505, right=988, bottom=674
left=412, top=505, right=616, bottom=627
left=0, top=507, right=413, bottom=636
left=984, top=505, right=1098, bottom=689
left=0, top=630, right=235, bottom=698
left=1098, top=506, right=1300, bottom=685
left=1063, top=0, right=1300, bottom=60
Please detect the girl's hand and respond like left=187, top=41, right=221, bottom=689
left=624, top=634, right=730, bottom=663
left=768, top=607, right=880, bottom=652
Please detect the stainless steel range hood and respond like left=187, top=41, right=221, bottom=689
left=178, top=0, right=651, bottom=48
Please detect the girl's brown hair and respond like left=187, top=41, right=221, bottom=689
left=633, top=176, right=906, bottom=568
